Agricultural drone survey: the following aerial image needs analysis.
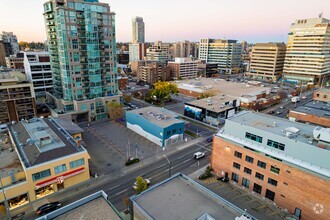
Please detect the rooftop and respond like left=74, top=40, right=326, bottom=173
left=186, top=95, right=237, bottom=113
left=129, top=106, right=184, bottom=128
left=131, top=173, right=254, bottom=220
left=9, top=117, right=86, bottom=168
left=51, top=118, right=84, bottom=135
left=290, top=100, right=330, bottom=118
left=177, top=78, right=271, bottom=98
left=36, top=191, right=122, bottom=220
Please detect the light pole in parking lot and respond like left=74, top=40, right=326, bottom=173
left=163, top=155, right=172, bottom=178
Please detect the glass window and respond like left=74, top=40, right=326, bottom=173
left=70, top=158, right=85, bottom=169
left=255, top=172, right=264, bottom=180
left=257, top=160, right=266, bottom=169
left=265, top=189, right=276, bottom=201
left=232, top=172, right=239, bottom=183
left=54, top=164, right=67, bottom=174
left=242, top=178, right=250, bottom=188
left=245, top=155, right=254, bottom=164
left=268, top=178, right=278, bottom=186
left=245, top=132, right=263, bottom=143
left=233, top=162, right=241, bottom=170
left=32, top=169, right=51, bottom=181
left=270, top=166, right=280, bottom=174
left=253, top=183, right=262, bottom=194
left=267, top=139, right=285, bottom=151
left=234, top=151, right=242, bottom=159
left=244, top=167, right=252, bottom=175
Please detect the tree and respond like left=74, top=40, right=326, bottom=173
left=198, top=90, right=218, bottom=99
left=122, top=93, right=131, bottom=103
left=134, top=176, right=147, bottom=194
left=151, top=81, right=178, bottom=106
left=107, top=101, right=124, bottom=120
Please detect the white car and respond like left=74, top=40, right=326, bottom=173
left=194, top=152, right=205, bottom=159
left=133, top=178, right=150, bottom=190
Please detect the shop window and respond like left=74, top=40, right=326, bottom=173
left=54, top=164, right=67, bottom=174
left=253, top=183, right=262, bottom=194
left=32, top=169, right=51, bottom=181
left=8, top=193, right=29, bottom=210
left=265, top=189, right=275, bottom=201
left=35, top=185, right=55, bottom=199
left=70, top=158, right=85, bottom=169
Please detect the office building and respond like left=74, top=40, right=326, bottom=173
left=129, top=43, right=147, bottom=62
left=147, top=41, right=170, bottom=62
left=247, top=43, right=286, bottom=82
left=199, top=39, right=242, bottom=74
left=36, top=191, right=122, bottom=220
left=5, top=53, right=24, bottom=70
left=23, top=51, right=53, bottom=102
left=0, top=32, right=19, bottom=56
left=168, top=57, right=198, bottom=80
left=0, top=70, right=36, bottom=123
left=130, top=173, right=255, bottom=220
left=0, top=117, right=90, bottom=217
left=283, top=17, right=330, bottom=85
left=126, top=106, right=185, bottom=147
left=172, top=41, right=191, bottom=58
left=0, top=41, right=7, bottom=67
left=132, top=17, right=145, bottom=44
left=137, top=61, right=170, bottom=85
left=211, top=111, right=330, bottom=220
left=43, top=0, right=119, bottom=122
left=198, top=62, right=218, bottom=77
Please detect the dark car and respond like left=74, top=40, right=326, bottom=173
left=36, top=201, right=61, bottom=215
left=206, top=137, right=213, bottom=143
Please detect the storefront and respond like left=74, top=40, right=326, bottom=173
left=8, top=193, right=29, bottom=210
left=35, top=185, right=55, bottom=199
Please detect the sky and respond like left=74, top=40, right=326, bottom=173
left=0, top=0, right=329, bottom=43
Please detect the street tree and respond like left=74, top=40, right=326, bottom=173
left=151, top=81, right=178, bottom=106
left=107, top=101, right=124, bottom=120
left=134, top=176, right=147, bottom=194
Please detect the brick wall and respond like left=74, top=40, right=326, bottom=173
left=288, top=111, right=330, bottom=127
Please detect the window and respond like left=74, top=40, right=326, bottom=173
left=244, top=167, right=252, bottom=175
left=54, top=164, right=67, bottom=174
left=245, top=132, right=263, bottom=143
left=245, top=155, right=254, bottom=164
left=257, top=160, right=266, bottom=169
left=32, top=169, right=51, bottom=181
left=70, top=158, right=85, bottom=169
left=270, top=166, right=280, bottom=174
left=232, top=172, right=239, bottom=183
left=234, top=151, right=242, bottom=159
left=255, top=172, right=264, bottom=180
left=233, top=162, right=241, bottom=170
left=253, top=183, right=262, bottom=194
left=267, top=139, right=285, bottom=151
left=268, top=178, right=278, bottom=186
left=242, top=178, right=250, bottom=188
left=265, top=189, right=275, bottom=201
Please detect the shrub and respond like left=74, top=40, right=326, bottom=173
left=125, top=158, right=140, bottom=166
left=199, top=166, right=213, bottom=180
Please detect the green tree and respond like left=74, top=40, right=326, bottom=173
left=151, top=81, right=178, bottom=106
left=134, top=176, right=148, bottom=194
left=107, top=101, right=124, bottom=120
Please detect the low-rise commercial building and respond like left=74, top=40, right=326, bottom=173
left=211, top=111, right=330, bottom=220
left=0, top=70, right=36, bottom=123
left=137, top=61, right=170, bottom=85
left=130, top=173, right=255, bottom=220
left=37, top=191, right=122, bottom=220
left=126, top=106, right=185, bottom=148
left=0, top=117, right=90, bottom=217
left=184, top=95, right=239, bottom=126
left=313, top=88, right=330, bottom=102
left=168, top=58, right=198, bottom=80
left=5, top=53, right=24, bottom=70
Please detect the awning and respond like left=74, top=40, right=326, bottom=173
left=36, top=167, right=85, bottom=189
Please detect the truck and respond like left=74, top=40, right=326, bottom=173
left=291, top=96, right=300, bottom=103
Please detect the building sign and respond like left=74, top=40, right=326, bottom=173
left=35, top=167, right=85, bottom=189
left=314, top=24, right=328, bottom=28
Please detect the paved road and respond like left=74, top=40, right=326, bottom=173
left=25, top=140, right=212, bottom=219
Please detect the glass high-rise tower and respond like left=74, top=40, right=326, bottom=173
left=43, top=0, right=119, bottom=122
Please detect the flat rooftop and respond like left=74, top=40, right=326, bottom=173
left=0, top=133, right=23, bottom=179
left=291, top=100, right=330, bottom=118
left=131, top=173, right=253, bottom=220
left=186, top=95, right=237, bottom=113
left=176, top=78, right=271, bottom=97
left=37, top=191, right=121, bottom=220
left=129, top=106, right=184, bottom=128
left=9, top=117, right=86, bottom=167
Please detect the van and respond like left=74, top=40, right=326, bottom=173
left=291, top=96, right=300, bottom=103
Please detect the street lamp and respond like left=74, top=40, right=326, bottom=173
left=163, top=155, right=172, bottom=178
left=0, top=171, right=10, bottom=218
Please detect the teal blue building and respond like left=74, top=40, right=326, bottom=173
left=126, top=107, right=185, bottom=148
left=43, top=0, right=119, bottom=122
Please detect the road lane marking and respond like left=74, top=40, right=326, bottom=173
left=115, top=189, right=128, bottom=196
left=108, top=184, right=121, bottom=191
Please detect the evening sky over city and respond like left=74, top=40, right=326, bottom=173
left=0, top=0, right=329, bottom=43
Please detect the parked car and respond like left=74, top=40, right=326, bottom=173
left=133, top=178, right=150, bottom=190
left=291, top=96, right=300, bottom=103
left=276, top=110, right=282, bottom=115
left=194, top=152, right=205, bottom=159
left=302, top=96, right=306, bottom=99
left=206, top=137, right=213, bottom=143
left=280, top=106, right=285, bottom=109
left=268, top=111, right=275, bottom=114
left=36, top=202, right=61, bottom=215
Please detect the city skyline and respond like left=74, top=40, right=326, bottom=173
left=0, top=0, right=329, bottom=43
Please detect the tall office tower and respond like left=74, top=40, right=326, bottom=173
left=283, top=17, right=330, bottom=85
left=199, top=39, right=242, bottom=74
left=247, top=43, right=286, bottom=82
left=190, top=42, right=199, bottom=58
left=146, top=41, right=170, bottom=62
left=0, top=32, right=19, bottom=55
left=132, top=16, right=145, bottom=43
left=43, top=0, right=119, bottom=122
left=24, top=51, right=53, bottom=102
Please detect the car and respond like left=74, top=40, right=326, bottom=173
left=206, top=137, right=213, bottom=143
left=133, top=178, right=150, bottom=190
left=276, top=111, right=282, bottom=115
left=287, top=94, right=293, bottom=98
left=273, top=86, right=280, bottom=89
left=268, top=111, right=275, bottom=114
left=194, top=152, right=205, bottom=159
left=302, top=96, right=306, bottom=99
left=280, top=106, right=285, bottom=109
left=36, top=202, right=61, bottom=215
